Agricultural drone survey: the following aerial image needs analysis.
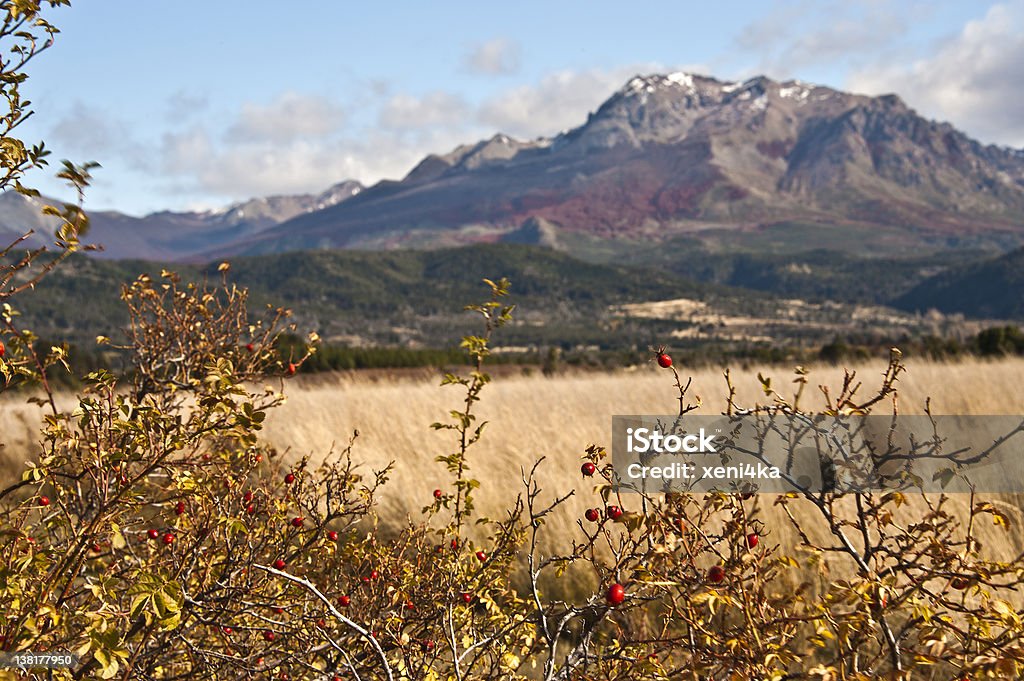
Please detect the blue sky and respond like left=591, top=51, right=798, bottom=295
left=15, top=0, right=1024, bottom=215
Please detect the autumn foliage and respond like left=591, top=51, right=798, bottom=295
left=5, top=3, right=1024, bottom=680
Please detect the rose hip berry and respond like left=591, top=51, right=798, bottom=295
left=657, top=352, right=672, bottom=368
left=746, top=533, right=759, bottom=549
left=607, top=505, right=623, bottom=520
left=274, top=559, right=286, bottom=570
left=707, top=565, right=726, bottom=583
left=147, top=529, right=160, bottom=540
left=161, top=533, right=175, bottom=545
left=175, top=501, right=185, bottom=515
left=38, top=495, right=50, bottom=507
left=581, top=462, right=596, bottom=476
left=475, top=550, right=487, bottom=562
left=284, top=473, right=295, bottom=484
left=606, top=583, right=626, bottom=605
left=585, top=508, right=600, bottom=522
left=337, top=595, right=350, bottom=607
left=291, top=516, right=304, bottom=528
left=327, top=530, right=339, bottom=541
left=433, top=488, right=442, bottom=499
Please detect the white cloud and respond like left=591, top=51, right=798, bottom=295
left=50, top=103, right=150, bottom=170
left=165, top=90, right=209, bottom=121
left=378, top=91, right=470, bottom=129
left=89, top=65, right=699, bottom=208
left=462, top=38, right=521, bottom=76
left=847, top=1, right=1024, bottom=147
left=157, top=120, right=477, bottom=201
left=476, top=64, right=669, bottom=139
left=226, top=92, right=346, bottom=143
left=734, top=0, right=910, bottom=79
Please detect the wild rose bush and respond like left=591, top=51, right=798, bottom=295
left=3, top=261, right=1024, bottom=680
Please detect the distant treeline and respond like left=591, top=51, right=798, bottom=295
left=818, top=325, right=1024, bottom=364
left=19, top=324, right=1023, bottom=390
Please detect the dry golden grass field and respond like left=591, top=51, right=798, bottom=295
left=4, top=357, right=1024, bottom=578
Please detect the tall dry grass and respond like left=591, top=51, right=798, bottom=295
left=4, top=358, right=1024, bottom=585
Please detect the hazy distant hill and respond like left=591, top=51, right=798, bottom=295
left=0, top=180, right=363, bottom=261
left=895, top=247, right=1024, bottom=320
left=12, top=245, right=729, bottom=348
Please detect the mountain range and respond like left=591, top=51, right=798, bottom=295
left=0, top=180, right=363, bottom=260
left=3, top=72, right=1024, bottom=262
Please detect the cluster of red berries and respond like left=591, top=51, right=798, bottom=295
left=144, top=528, right=175, bottom=545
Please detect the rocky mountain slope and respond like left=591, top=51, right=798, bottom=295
left=211, top=73, right=1024, bottom=257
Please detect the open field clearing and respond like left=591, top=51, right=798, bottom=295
left=5, top=357, right=1024, bottom=570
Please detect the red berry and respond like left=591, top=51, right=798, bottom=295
left=581, top=462, right=597, bottom=476
left=338, top=595, right=350, bottom=607
left=274, top=559, right=286, bottom=570
left=327, top=530, right=339, bottom=541
left=286, top=362, right=297, bottom=376
left=585, top=508, right=600, bottom=522
left=272, top=606, right=284, bottom=614
left=404, top=599, right=415, bottom=611
left=370, top=569, right=379, bottom=580
left=951, top=577, right=970, bottom=590
left=361, top=576, right=370, bottom=585
left=38, top=495, right=50, bottom=507
left=90, top=543, right=102, bottom=553
left=606, top=583, right=626, bottom=606
left=707, top=565, right=726, bottom=583
left=161, top=533, right=175, bottom=545
left=291, top=516, right=304, bottom=528
left=460, top=592, right=472, bottom=604
left=0, top=340, right=5, bottom=357
left=746, top=533, right=759, bottom=549
left=222, top=626, right=233, bottom=635
left=284, top=473, right=295, bottom=484
left=657, top=352, right=672, bottom=368
left=475, top=550, right=487, bottom=562
left=450, top=538, right=459, bottom=551
left=421, top=639, right=435, bottom=653
left=243, top=491, right=254, bottom=503
left=246, top=503, right=256, bottom=515
left=607, top=505, right=623, bottom=520
left=263, top=630, right=275, bottom=642
left=147, top=529, right=160, bottom=540
left=246, top=343, right=255, bottom=353
left=433, top=488, right=442, bottom=499
left=279, top=672, right=289, bottom=680
left=175, top=501, right=185, bottom=516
